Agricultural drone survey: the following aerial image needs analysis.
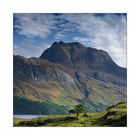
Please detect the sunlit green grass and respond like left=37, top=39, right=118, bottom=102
left=14, top=102, right=127, bottom=127
left=14, top=112, right=106, bottom=127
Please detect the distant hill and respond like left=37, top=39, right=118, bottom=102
left=14, top=41, right=127, bottom=114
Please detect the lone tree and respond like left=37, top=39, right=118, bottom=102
left=69, top=104, right=86, bottom=118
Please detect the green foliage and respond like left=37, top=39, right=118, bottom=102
left=14, top=96, right=68, bottom=115
left=98, top=102, right=127, bottom=126
left=68, top=109, right=75, bottom=114
left=74, top=104, right=86, bottom=113
left=69, top=104, right=86, bottom=118
left=14, top=102, right=127, bottom=127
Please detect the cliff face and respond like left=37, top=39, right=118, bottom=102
left=14, top=41, right=127, bottom=114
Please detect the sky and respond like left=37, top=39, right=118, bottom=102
left=13, top=13, right=127, bottom=68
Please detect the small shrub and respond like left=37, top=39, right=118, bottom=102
left=83, top=113, right=88, bottom=117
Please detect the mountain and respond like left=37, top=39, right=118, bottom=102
left=14, top=41, right=127, bottom=115
left=40, top=41, right=126, bottom=78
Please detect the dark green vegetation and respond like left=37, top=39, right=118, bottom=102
left=98, top=102, right=127, bottom=126
left=14, top=41, right=127, bottom=114
left=14, top=102, right=127, bottom=127
left=69, top=104, right=86, bottom=118
left=14, top=96, right=107, bottom=115
left=14, top=97, right=68, bottom=115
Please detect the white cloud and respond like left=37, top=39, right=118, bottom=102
left=14, top=14, right=56, bottom=38
left=14, top=42, right=50, bottom=58
left=61, top=14, right=127, bottom=67
left=14, top=13, right=127, bottom=67
left=55, top=32, right=67, bottom=40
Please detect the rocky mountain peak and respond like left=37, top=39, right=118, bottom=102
left=39, top=41, right=126, bottom=78
left=51, top=41, right=66, bottom=48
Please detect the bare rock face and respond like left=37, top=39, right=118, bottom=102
left=14, top=41, right=127, bottom=114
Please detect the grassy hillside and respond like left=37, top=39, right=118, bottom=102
left=14, top=102, right=127, bottom=127
left=98, top=102, right=127, bottom=126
